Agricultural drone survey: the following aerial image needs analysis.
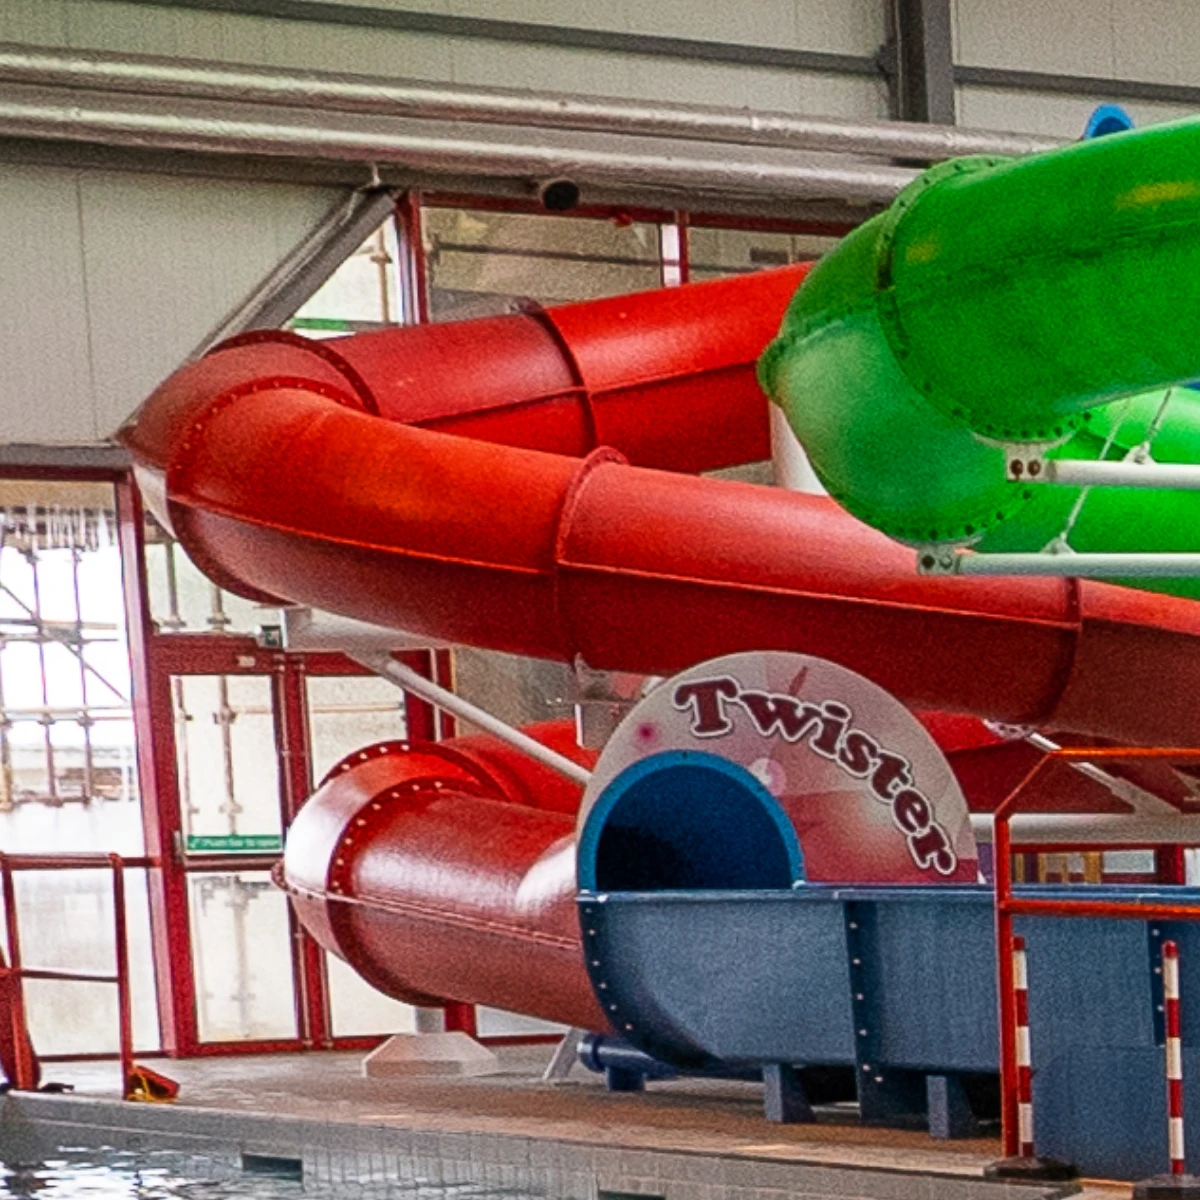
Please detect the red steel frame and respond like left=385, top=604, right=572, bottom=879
left=146, top=632, right=442, bottom=1057
left=993, top=746, right=1200, bottom=1157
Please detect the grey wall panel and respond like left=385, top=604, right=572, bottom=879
left=799, top=73, right=890, bottom=121
left=253, top=16, right=458, bottom=81
left=954, top=0, right=1117, bottom=76
left=0, top=167, right=94, bottom=444
left=956, top=85, right=1193, bottom=139
left=792, top=0, right=888, bottom=58
left=618, top=0, right=801, bottom=51
left=0, top=0, right=69, bottom=44
left=621, top=57, right=802, bottom=112
left=263, top=0, right=886, bottom=56
left=1112, top=0, right=1200, bottom=88
left=63, top=0, right=190, bottom=59
left=76, top=172, right=344, bottom=439
left=450, top=40, right=635, bottom=99
left=956, top=0, right=1200, bottom=88
left=0, top=164, right=346, bottom=445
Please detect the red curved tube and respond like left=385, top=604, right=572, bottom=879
left=121, top=267, right=1200, bottom=1025
left=125, top=266, right=1200, bottom=746
left=282, top=723, right=603, bottom=1026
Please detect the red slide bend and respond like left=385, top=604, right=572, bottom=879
left=121, top=266, right=1200, bottom=1022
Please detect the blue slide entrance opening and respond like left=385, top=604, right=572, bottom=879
left=577, top=750, right=804, bottom=892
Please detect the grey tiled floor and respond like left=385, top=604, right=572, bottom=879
left=45, top=1045, right=1006, bottom=1173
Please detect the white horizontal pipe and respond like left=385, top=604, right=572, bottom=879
left=0, top=43, right=1061, bottom=162
left=353, top=651, right=593, bottom=788
left=0, top=88, right=917, bottom=204
left=949, top=552, right=1200, bottom=579
left=972, top=813, right=1200, bottom=846
left=1038, top=459, right=1200, bottom=490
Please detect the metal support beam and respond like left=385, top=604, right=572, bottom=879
left=0, top=44, right=1059, bottom=163
left=1019, top=731, right=1180, bottom=817
left=0, top=445, right=130, bottom=476
left=919, top=549, right=1200, bottom=580
left=955, top=64, right=1200, bottom=110
left=267, top=606, right=451, bottom=654
left=541, top=1027, right=584, bottom=1084
left=1016, top=457, right=1200, bottom=492
left=0, top=86, right=918, bottom=210
left=194, top=185, right=397, bottom=354
left=352, top=651, right=593, bottom=788
left=887, top=0, right=957, bottom=125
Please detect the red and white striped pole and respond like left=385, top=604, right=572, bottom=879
left=1164, top=940, right=1186, bottom=1177
left=1013, top=935, right=1035, bottom=1158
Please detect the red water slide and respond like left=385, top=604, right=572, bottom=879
left=122, top=265, right=1200, bottom=1024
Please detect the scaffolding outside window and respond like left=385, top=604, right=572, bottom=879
left=289, top=219, right=404, bottom=337
left=0, top=483, right=138, bottom=845
left=143, top=516, right=264, bottom=638
left=424, top=206, right=663, bottom=318
left=0, top=479, right=159, bottom=1060
left=188, top=871, right=297, bottom=1043
left=687, top=226, right=841, bottom=280
left=172, top=674, right=282, bottom=852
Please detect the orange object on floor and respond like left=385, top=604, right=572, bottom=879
left=124, top=1064, right=180, bottom=1103
left=0, top=950, right=39, bottom=1091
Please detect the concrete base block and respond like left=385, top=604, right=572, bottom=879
left=1134, top=1175, right=1200, bottom=1199
left=362, top=1032, right=501, bottom=1079
left=984, top=1155, right=1078, bottom=1183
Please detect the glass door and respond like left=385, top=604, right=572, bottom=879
left=148, top=634, right=443, bottom=1054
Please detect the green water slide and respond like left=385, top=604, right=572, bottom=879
left=760, top=118, right=1200, bottom=601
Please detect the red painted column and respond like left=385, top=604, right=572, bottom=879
left=116, top=477, right=199, bottom=1055
left=273, top=658, right=332, bottom=1050
left=1159, top=847, right=1188, bottom=885
left=395, top=192, right=430, bottom=325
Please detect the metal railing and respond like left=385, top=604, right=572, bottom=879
left=0, top=851, right=149, bottom=1094
left=992, top=747, right=1200, bottom=1157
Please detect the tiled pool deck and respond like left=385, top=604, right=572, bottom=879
left=1, top=1047, right=1121, bottom=1200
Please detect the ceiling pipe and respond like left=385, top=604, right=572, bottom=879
left=0, top=87, right=918, bottom=205
left=0, top=43, right=1061, bottom=163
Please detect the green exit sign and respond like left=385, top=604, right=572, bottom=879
left=186, top=834, right=283, bottom=854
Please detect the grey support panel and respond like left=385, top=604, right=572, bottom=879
left=887, top=0, right=956, bottom=124
left=581, top=892, right=856, bottom=1069
left=870, top=892, right=998, bottom=1073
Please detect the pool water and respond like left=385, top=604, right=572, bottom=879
left=0, top=1146, right=543, bottom=1199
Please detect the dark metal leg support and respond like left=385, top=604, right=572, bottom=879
left=927, top=1074, right=974, bottom=1139
left=763, top=1063, right=816, bottom=1124
left=604, top=1065, right=645, bottom=1093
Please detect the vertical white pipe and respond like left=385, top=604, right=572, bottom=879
left=770, top=404, right=825, bottom=493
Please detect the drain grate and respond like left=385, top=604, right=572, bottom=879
left=241, top=1153, right=303, bottom=1180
